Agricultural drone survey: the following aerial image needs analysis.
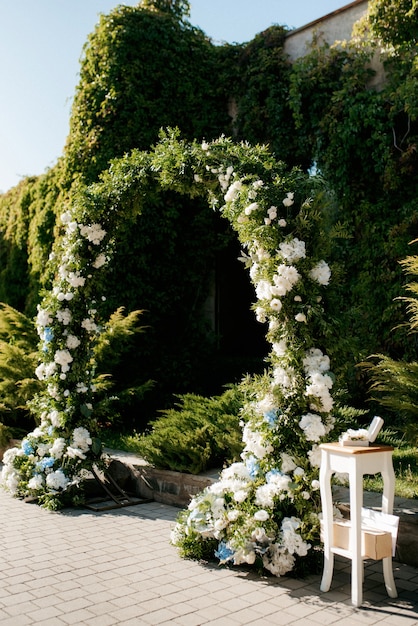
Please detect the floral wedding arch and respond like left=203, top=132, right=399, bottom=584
left=1, top=130, right=335, bottom=576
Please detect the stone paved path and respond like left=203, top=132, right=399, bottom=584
left=0, top=488, right=417, bottom=626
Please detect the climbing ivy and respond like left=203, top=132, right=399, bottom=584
left=0, top=0, right=417, bottom=419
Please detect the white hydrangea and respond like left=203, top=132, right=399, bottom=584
left=263, top=544, right=295, bottom=576
left=244, top=202, right=258, bottom=216
left=272, top=264, right=300, bottom=295
left=280, top=452, right=296, bottom=473
left=67, top=272, right=86, bottom=288
left=242, top=425, right=273, bottom=459
left=56, top=308, right=72, bottom=325
left=28, top=475, right=44, bottom=491
left=81, top=318, right=98, bottom=333
left=50, top=438, right=66, bottom=459
left=66, top=335, right=81, bottom=350
left=36, top=307, right=53, bottom=328
left=310, top=260, right=331, bottom=286
left=224, top=180, right=243, bottom=202
left=303, top=348, right=330, bottom=374
left=299, top=413, right=326, bottom=442
left=71, top=427, right=92, bottom=452
left=305, top=372, right=334, bottom=412
left=46, top=469, right=70, bottom=491
left=255, top=279, right=273, bottom=300
left=79, top=224, right=106, bottom=245
left=54, top=349, right=73, bottom=373
left=282, top=192, right=294, bottom=207
left=308, top=444, right=321, bottom=468
left=92, top=253, right=107, bottom=269
left=278, top=238, right=306, bottom=263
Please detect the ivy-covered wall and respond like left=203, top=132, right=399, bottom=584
left=0, top=0, right=416, bottom=423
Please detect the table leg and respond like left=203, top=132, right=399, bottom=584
left=349, top=464, right=363, bottom=607
left=381, top=453, right=397, bottom=598
left=320, top=450, right=334, bottom=592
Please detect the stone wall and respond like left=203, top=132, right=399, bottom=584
left=284, top=0, right=368, bottom=61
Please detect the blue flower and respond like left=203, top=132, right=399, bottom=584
left=44, top=327, right=54, bottom=343
left=246, top=456, right=259, bottom=478
left=41, top=457, right=55, bottom=469
left=263, top=409, right=280, bottom=427
left=266, top=469, right=282, bottom=483
left=21, top=439, right=34, bottom=455
left=215, top=541, right=234, bottom=563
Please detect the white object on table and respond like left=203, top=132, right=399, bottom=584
left=319, top=442, right=397, bottom=607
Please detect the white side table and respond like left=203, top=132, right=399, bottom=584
left=319, top=442, right=397, bottom=607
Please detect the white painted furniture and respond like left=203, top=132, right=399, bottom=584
left=319, top=442, right=397, bottom=607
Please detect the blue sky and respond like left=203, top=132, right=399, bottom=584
left=0, top=0, right=349, bottom=193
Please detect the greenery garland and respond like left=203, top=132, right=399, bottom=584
left=1, top=131, right=336, bottom=581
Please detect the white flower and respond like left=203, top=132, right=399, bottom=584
left=273, top=365, right=295, bottom=389
left=224, top=180, right=243, bottom=202
left=244, top=202, right=258, bottom=216
left=81, top=318, right=98, bottom=333
left=92, top=253, right=106, bottom=269
left=270, top=298, right=282, bottom=313
left=256, top=279, right=273, bottom=300
left=255, top=307, right=267, bottom=323
left=299, top=413, right=326, bottom=442
left=311, top=479, right=320, bottom=490
left=28, top=475, right=44, bottom=491
left=310, top=260, right=331, bottom=286
left=71, top=427, right=92, bottom=452
left=295, top=313, right=307, bottom=323
left=278, top=219, right=287, bottom=227
left=273, top=264, right=300, bottom=295
left=303, top=348, right=330, bottom=374
left=263, top=544, right=295, bottom=576
left=233, top=489, right=249, bottom=503
left=56, top=308, right=72, bottom=325
left=278, top=238, right=306, bottom=263
left=54, top=349, right=73, bottom=373
left=60, top=210, right=72, bottom=224
left=67, top=272, right=86, bottom=288
left=36, top=443, right=51, bottom=458
left=48, top=410, right=61, bottom=428
left=254, top=509, right=270, bottom=521
left=50, top=438, right=66, bottom=459
left=340, top=428, right=369, bottom=442
left=36, top=307, right=53, bottom=328
left=66, top=335, right=81, bottom=350
left=66, top=446, right=86, bottom=460
left=201, top=141, right=209, bottom=150
left=46, top=469, right=70, bottom=491
left=280, top=453, right=296, bottom=473
left=308, top=445, right=321, bottom=468
left=282, top=192, right=294, bottom=207
left=273, top=340, right=287, bottom=357
left=79, top=224, right=106, bottom=245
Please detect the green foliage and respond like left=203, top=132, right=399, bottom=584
left=0, top=0, right=417, bottom=425
left=0, top=303, right=41, bottom=427
left=0, top=423, right=12, bottom=449
left=0, top=302, right=152, bottom=432
left=63, top=4, right=231, bottom=184
left=134, top=386, right=244, bottom=474
left=361, top=246, right=418, bottom=444
left=368, top=0, right=418, bottom=49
